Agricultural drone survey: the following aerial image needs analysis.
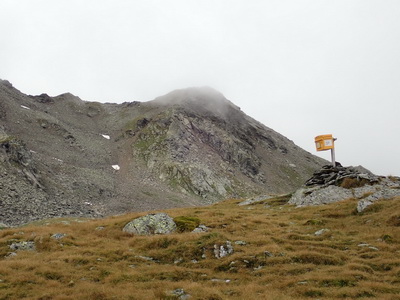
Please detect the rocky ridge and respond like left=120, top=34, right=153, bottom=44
left=0, top=80, right=325, bottom=226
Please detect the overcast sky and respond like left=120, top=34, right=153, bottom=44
left=1, top=0, right=399, bottom=176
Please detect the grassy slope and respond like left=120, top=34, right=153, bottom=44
left=0, top=196, right=399, bottom=300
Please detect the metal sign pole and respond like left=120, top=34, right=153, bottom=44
left=331, top=148, right=335, bottom=166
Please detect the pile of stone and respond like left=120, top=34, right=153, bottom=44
left=289, top=164, right=400, bottom=212
left=304, top=164, right=379, bottom=187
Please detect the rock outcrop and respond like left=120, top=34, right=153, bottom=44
left=122, top=213, right=177, bottom=235
left=289, top=164, right=400, bottom=211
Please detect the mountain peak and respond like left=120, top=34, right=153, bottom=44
left=151, top=86, right=241, bottom=119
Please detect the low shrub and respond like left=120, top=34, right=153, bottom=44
left=173, top=216, right=201, bottom=232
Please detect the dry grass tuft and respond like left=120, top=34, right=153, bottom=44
left=340, top=177, right=370, bottom=189
left=387, top=215, right=400, bottom=226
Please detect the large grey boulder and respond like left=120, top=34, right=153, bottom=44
left=289, top=185, right=353, bottom=207
left=123, top=213, right=177, bottom=235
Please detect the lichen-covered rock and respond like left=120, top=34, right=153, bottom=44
left=123, top=213, right=177, bottom=235
left=213, top=241, right=234, bottom=259
left=9, top=241, right=36, bottom=251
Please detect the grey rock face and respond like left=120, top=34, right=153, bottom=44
left=122, top=213, right=177, bottom=235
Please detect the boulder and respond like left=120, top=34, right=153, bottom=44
left=123, top=213, right=177, bottom=235
left=289, top=185, right=353, bottom=207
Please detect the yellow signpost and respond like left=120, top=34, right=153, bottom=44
left=315, top=134, right=337, bottom=166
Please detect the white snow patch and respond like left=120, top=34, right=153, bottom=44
left=112, top=165, right=120, bottom=170
left=21, top=105, right=30, bottom=110
left=101, top=134, right=110, bottom=140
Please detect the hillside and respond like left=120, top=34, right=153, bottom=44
left=0, top=195, right=399, bottom=299
left=0, top=80, right=325, bottom=226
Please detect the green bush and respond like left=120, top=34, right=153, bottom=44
left=173, top=216, right=200, bottom=232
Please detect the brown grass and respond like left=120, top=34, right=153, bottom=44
left=340, top=177, right=370, bottom=189
left=0, top=196, right=399, bottom=299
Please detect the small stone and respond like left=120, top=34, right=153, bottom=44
left=169, top=288, right=191, bottom=300
left=314, top=229, right=329, bottom=236
left=264, top=251, right=273, bottom=257
left=51, top=233, right=67, bottom=240
left=6, top=252, right=17, bottom=258
left=192, top=224, right=209, bottom=233
left=174, top=258, right=183, bottom=264
left=234, top=240, right=247, bottom=245
left=135, top=255, right=154, bottom=261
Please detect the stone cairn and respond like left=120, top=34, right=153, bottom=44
left=304, top=163, right=379, bottom=188
left=290, top=163, right=400, bottom=211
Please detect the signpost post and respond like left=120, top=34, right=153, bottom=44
left=315, top=134, right=337, bottom=166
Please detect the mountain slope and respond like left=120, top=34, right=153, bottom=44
left=0, top=80, right=325, bottom=225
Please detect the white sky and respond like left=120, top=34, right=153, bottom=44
left=1, top=0, right=399, bottom=176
